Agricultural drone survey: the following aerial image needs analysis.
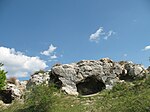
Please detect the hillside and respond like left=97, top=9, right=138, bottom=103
left=1, top=58, right=150, bottom=112
left=1, top=77, right=150, bottom=112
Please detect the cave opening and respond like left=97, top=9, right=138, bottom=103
left=119, top=70, right=134, bottom=82
left=76, top=76, right=106, bottom=95
left=0, top=90, right=13, bottom=104
left=49, top=73, right=62, bottom=89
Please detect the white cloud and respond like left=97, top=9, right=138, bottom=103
left=89, top=27, right=104, bottom=43
left=142, top=45, right=150, bottom=51
left=89, top=27, right=115, bottom=43
left=41, top=44, right=57, bottom=56
left=0, top=46, right=47, bottom=78
left=104, top=30, right=116, bottom=40
left=50, top=54, right=57, bottom=59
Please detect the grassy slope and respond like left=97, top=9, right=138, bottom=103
left=1, top=76, right=150, bottom=112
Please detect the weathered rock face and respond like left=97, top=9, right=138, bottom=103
left=6, top=84, right=21, bottom=99
left=26, top=72, right=50, bottom=88
left=0, top=80, right=27, bottom=105
left=50, top=58, right=147, bottom=95
left=119, top=61, right=146, bottom=81
left=5, top=79, right=27, bottom=101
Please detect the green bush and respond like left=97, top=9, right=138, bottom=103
left=20, top=84, right=58, bottom=112
left=0, top=63, right=7, bottom=90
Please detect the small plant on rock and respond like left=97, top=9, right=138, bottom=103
left=0, top=63, right=7, bottom=90
left=34, top=70, right=45, bottom=74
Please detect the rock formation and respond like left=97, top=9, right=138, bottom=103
left=26, top=71, right=50, bottom=88
left=0, top=58, right=147, bottom=105
left=0, top=79, right=27, bottom=105
left=1, top=57, right=148, bottom=106
left=26, top=58, right=148, bottom=96
left=50, top=58, right=147, bottom=95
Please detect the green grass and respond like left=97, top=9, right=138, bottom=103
left=1, top=75, right=150, bottom=112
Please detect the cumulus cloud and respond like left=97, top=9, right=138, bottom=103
left=89, top=27, right=115, bottom=43
left=50, top=54, right=57, bottom=59
left=89, top=27, right=104, bottom=43
left=0, top=46, right=47, bottom=78
left=40, top=44, right=57, bottom=56
left=142, top=45, right=150, bottom=51
left=41, top=44, right=59, bottom=61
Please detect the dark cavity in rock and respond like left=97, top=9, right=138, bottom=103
left=49, top=73, right=62, bottom=89
left=0, top=90, right=13, bottom=104
left=76, top=76, right=106, bottom=95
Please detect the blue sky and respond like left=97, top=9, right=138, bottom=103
left=0, top=0, right=150, bottom=79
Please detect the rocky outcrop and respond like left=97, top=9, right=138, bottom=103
left=119, top=61, right=146, bottom=81
left=6, top=84, right=21, bottom=98
left=26, top=71, right=50, bottom=88
left=12, top=58, right=147, bottom=96
left=50, top=58, right=147, bottom=95
left=0, top=79, right=27, bottom=105
left=0, top=57, right=148, bottom=107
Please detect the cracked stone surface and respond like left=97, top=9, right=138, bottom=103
left=50, top=58, right=147, bottom=95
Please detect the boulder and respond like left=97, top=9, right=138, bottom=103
left=119, top=62, right=146, bottom=81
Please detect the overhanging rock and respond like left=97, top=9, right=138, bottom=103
left=50, top=58, right=147, bottom=95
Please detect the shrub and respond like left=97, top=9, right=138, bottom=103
left=0, top=63, right=7, bottom=90
left=21, top=84, right=58, bottom=112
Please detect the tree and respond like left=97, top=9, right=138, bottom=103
left=0, top=63, right=7, bottom=90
